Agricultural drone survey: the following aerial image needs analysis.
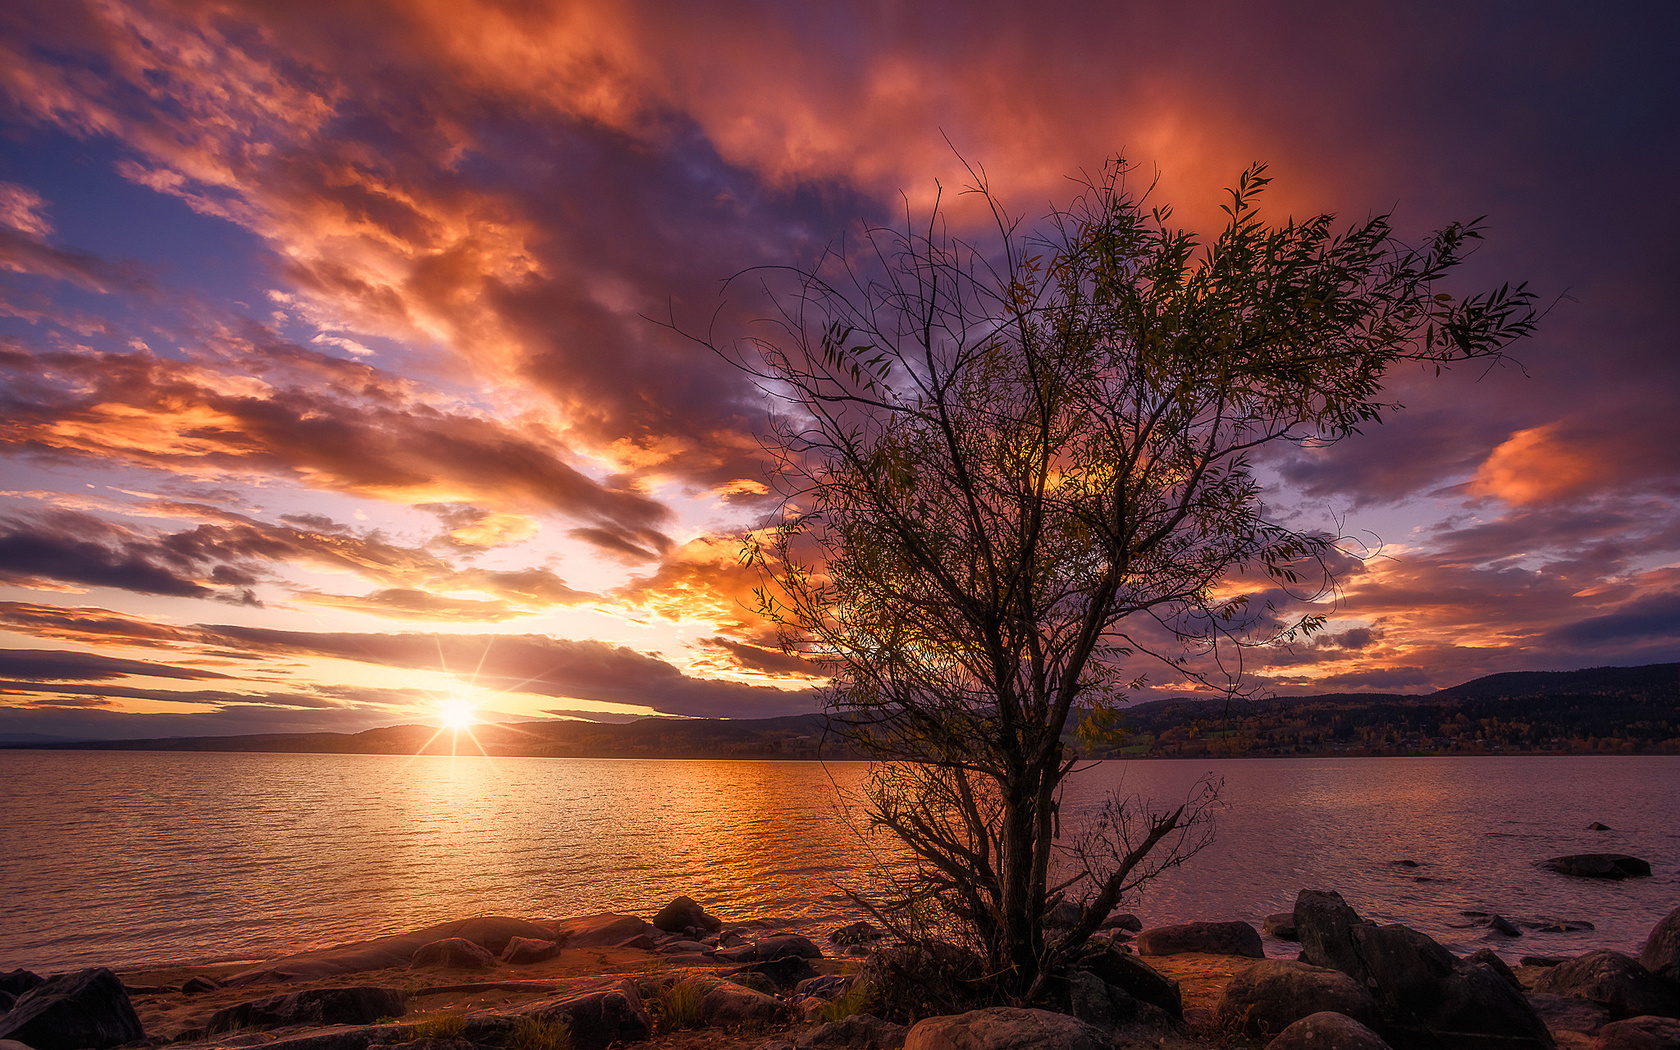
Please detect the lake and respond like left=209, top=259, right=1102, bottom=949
left=2, top=750, right=1676, bottom=971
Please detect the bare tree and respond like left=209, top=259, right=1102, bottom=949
left=701, top=158, right=1535, bottom=1003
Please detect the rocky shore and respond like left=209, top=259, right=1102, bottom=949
left=2, top=890, right=1677, bottom=1050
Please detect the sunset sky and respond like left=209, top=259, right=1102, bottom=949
left=2, top=2, right=1677, bottom=740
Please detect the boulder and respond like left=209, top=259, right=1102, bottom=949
left=686, top=974, right=787, bottom=1026
left=715, top=943, right=760, bottom=964
left=1063, top=970, right=1172, bottom=1032
left=207, top=986, right=406, bottom=1033
left=552, top=913, right=654, bottom=948
left=795, top=1013, right=908, bottom=1050
left=181, top=974, right=223, bottom=995
left=1101, top=913, right=1143, bottom=933
left=1265, top=1011, right=1393, bottom=1050
left=1295, top=889, right=1370, bottom=976
left=616, top=933, right=659, bottom=951
left=1533, top=950, right=1680, bottom=1020
left=652, top=895, right=723, bottom=933
left=1079, top=947, right=1182, bottom=1020
left=1588, top=822, right=1613, bottom=831
left=1490, top=915, right=1524, bottom=937
left=832, top=921, right=885, bottom=946
left=1596, top=1015, right=1680, bottom=1050
left=1542, top=855, right=1652, bottom=880
left=0, top=968, right=144, bottom=1050
left=1291, top=890, right=1554, bottom=1046
left=903, top=1007, right=1109, bottom=1050
left=225, top=915, right=552, bottom=983
left=727, top=955, right=820, bottom=991
left=1136, top=920, right=1263, bottom=959
left=1214, top=959, right=1380, bottom=1038
left=219, top=1027, right=416, bottom=1050
left=1467, top=949, right=1522, bottom=989
left=1641, top=906, right=1680, bottom=989
left=503, top=936, right=562, bottom=964
left=0, top=971, right=43, bottom=998
left=660, top=938, right=712, bottom=955
left=413, top=936, right=497, bottom=969
left=759, top=934, right=825, bottom=960
left=1043, top=900, right=1081, bottom=928
left=1265, top=912, right=1300, bottom=941
left=520, top=979, right=653, bottom=1050
left=1525, top=992, right=1611, bottom=1035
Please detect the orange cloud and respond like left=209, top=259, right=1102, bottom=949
left=1470, top=422, right=1601, bottom=504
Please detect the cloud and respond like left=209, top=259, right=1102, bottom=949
left=194, top=624, right=820, bottom=718
left=0, top=343, right=674, bottom=535
left=0, top=648, right=233, bottom=681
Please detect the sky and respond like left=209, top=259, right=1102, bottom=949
left=1, top=1, right=1677, bottom=740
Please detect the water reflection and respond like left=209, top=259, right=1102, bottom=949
left=1, top=751, right=1675, bottom=970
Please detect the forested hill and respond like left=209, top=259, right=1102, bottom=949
left=5, top=663, right=1676, bottom=758
left=1087, top=663, right=1680, bottom=758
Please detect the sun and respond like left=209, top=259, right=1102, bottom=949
left=437, top=698, right=477, bottom=730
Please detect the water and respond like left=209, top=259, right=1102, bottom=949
left=1, top=751, right=1676, bottom=972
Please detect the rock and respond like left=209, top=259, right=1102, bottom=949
left=1588, top=822, right=1613, bottom=831
left=1525, top=992, right=1611, bottom=1035
left=1536, top=920, right=1596, bottom=933
left=386, top=1040, right=497, bottom=1050
left=796, top=1013, right=908, bottom=1050
left=1044, top=900, right=1081, bottom=928
left=413, top=936, right=497, bottom=969
left=652, top=895, right=723, bottom=934
left=1079, top=947, right=1182, bottom=1021
left=727, top=955, right=820, bottom=991
left=1491, top=915, right=1524, bottom=937
left=832, top=921, right=885, bottom=946
left=686, top=974, right=787, bottom=1026
left=1265, top=912, right=1300, bottom=941
left=1641, top=906, right=1680, bottom=989
left=1542, top=854, right=1653, bottom=880
left=1265, top=1011, right=1393, bottom=1050
left=1063, top=970, right=1172, bottom=1033
left=1214, top=959, right=1380, bottom=1038
left=1467, top=949, right=1523, bottom=989
left=551, top=913, right=654, bottom=948
left=227, top=1026, right=414, bottom=1050
left=759, top=934, right=825, bottom=959
left=225, top=915, right=554, bottom=984
left=1292, top=890, right=1553, bottom=1046
left=519, top=979, right=653, bottom=1050
left=1136, top=920, right=1263, bottom=959
left=797, top=974, right=857, bottom=1000
left=501, top=936, right=562, bottom=964
left=0, top=971, right=43, bottom=998
left=0, top=968, right=144, bottom=1050
left=1101, top=913, right=1143, bottom=933
left=1525, top=956, right=1573, bottom=968
left=731, top=971, right=781, bottom=996
left=660, top=938, right=712, bottom=955
left=180, top=974, right=223, bottom=995
left=615, top=933, right=659, bottom=951
left=207, top=986, right=406, bottom=1033
left=1596, top=1015, right=1680, bottom=1049
left=1295, top=889, right=1372, bottom=977
left=1534, top=950, right=1680, bottom=1020
left=903, top=1007, right=1109, bottom=1050
left=715, top=943, right=760, bottom=964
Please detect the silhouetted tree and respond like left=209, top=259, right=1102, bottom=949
left=707, top=158, right=1535, bottom=1003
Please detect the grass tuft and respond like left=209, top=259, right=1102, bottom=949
left=413, top=1012, right=468, bottom=1038
left=509, top=1015, right=571, bottom=1050
left=658, top=978, right=704, bottom=1031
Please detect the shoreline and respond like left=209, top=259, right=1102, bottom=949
left=5, top=899, right=1677, bottom=1050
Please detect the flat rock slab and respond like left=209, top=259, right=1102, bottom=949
left=795, top=1013, right=908, bottom=1050
left=1542, top=854, right=1653, bottom=880
left=1534, top=950, right=1680, bottom=1021
left=1215, top=959, right=1380, bottom=1037
left=412, top=937, right=496, bottom=969
left=227, top=916, right=555, bottom=983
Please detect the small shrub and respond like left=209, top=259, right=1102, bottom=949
left=509, top=1015, right=571, bottom=1050
left=413, top=1012, right=468, bottom=1038
left=658, top=979, right=703, bottom=1031
left=817, top=979, right=872, bottom=1023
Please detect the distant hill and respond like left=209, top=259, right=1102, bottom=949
left=5, top=663, right=1676, bottom=759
